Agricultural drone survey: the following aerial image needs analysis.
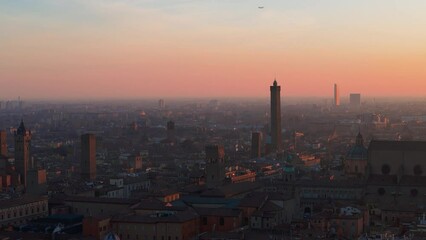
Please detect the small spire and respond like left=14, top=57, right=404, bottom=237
left=273, top=79, right=277, bottom=86
left=17, top=119, right=26, bottom=135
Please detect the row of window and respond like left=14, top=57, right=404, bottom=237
left=381, top=164, right=423, bottom=176
left=115, top=233, right=180, bottom=240
left=114, top=224, right=183, bottom=231
left=303, top=189, right=356, bottom=194
left=0, top=204, right=46, bottom=220
left=377, top=188, right=419, bottom=197
left=202, top=217, right=225, bottom=225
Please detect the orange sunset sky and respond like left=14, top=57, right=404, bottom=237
left=1, top=0, right=426, bottom=100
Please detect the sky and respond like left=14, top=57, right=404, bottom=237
left=1, top=0, right=426, bottom=100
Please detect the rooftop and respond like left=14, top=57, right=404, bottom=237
left=0, top=195, right=47, bottom=210
left=111, top=210, right=198, bottom=224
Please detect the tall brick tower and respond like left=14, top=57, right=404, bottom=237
left=270, top=80, right=282, bottom=152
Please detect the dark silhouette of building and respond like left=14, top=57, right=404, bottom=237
left=251, top=132, right=262, bottom=158
left=205, top=145, right=225, bottom=188
left=167, top=120, right=175, bottom=141
left=366, top=140, right=426, bottom=209
left=0, top=130, right=7, bottom=157
left=81, top=133, right=96, bottom=180
left=350, top=93, right=361, bottom=107
left=14, top=120, right=31, bottom=186
left=270, top=80, right=282, bottom=152
left=334, top=83, right=340, bottom=106
left=158, top=99, right=165, bottom=109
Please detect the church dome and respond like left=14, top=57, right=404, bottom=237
left=283, top=165, right=295, bottom=173
left=104, top=232, right=121, bottom=240
left=346, top=132, right=368, bottom=160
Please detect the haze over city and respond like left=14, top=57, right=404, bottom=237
left=2, top=2, right=426, bottom=240
left=2, top=0, right=426, bottom=99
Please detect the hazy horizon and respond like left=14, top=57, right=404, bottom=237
left=4, top=95, right=426, bottom=104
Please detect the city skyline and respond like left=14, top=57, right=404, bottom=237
left=2, top=1, right=426, bottom=239
left=1, top=1, right=426, bottom=99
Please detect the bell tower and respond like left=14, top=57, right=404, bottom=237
left=14, top=120, right=32, bottom=186
left=205, top=145, right=225, bottom=188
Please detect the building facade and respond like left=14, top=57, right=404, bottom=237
left=349, top=93, right=361, bottom=107
left=251, top=132, right=262, bottom=158
left=0, top=130, right=7, bottom=157
left=205, top=145, right=225, bottom=188
left=81, top=133, right=96, bottom=180
left=0, top=196, right=48, bottom=227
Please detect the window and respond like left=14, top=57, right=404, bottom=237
left=202, top=217, right=207, bottom=225
left=378, top=188, right=385, bottom=195
left=219, top=217, right=224, bottom=226
left=411, top=189, right=418, bottom=197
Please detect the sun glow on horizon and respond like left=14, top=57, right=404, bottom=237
left=1, top=0, right=426, bottom=99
